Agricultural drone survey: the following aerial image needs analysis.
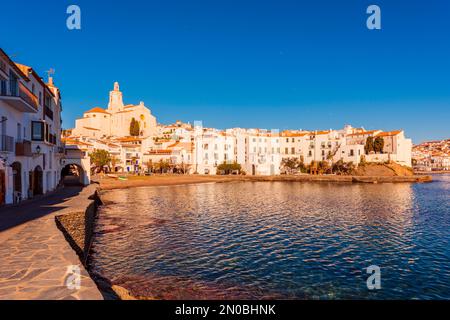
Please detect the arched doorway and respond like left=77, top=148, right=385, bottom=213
left=61, top=164, right=85, bottom=186
left=33, top=166, right=43, bottom=195
left=11, top=162, right=22, bottom=203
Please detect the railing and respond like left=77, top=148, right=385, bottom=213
left=18, top=82, right=39, bottom=110
left=0, top=135, right=15, bottom=152
left=44, top=105, right=54, bottom=120
left=15, top=140, right=32, bottom=156
left=0, top=80, right=39, bottom=111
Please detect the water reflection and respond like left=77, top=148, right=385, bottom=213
left=90, top=177, right=450, bottom=299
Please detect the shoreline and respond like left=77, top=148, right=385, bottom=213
left=55, top=173, right=434, bottom=300
left=96, top=174, right=433, bottom=191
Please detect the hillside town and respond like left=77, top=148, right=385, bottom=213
left=1, top=48, right=414, bottom=206
left=64, top=81, right=413, bottom=176
left=413, top=139, right=450, bottom=171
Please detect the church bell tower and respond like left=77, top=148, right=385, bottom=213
left=107, top=82, right=124, bottom=112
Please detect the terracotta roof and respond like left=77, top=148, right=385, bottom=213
left=85, top=107, right=110, bottom=114
left=63, top=139, right=93, bottom=146
left=114, top=137, right=142, bottom=142
left=281, top=131, right=309, bottom=137
left=0, top=49, right=30, bottom=81
left=146, top=150, right=172, bottom=155
left=347, top=130, right=379, bottom=137
left=309, top=130, right=331, bottom=136
left=168, top=141, right=193, bottom=151
left=376, top=130, right=402, bottom=137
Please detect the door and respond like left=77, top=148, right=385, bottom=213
left=0, top=170, right=5, bottom=205
left=33, top=167, right=43, bottom=195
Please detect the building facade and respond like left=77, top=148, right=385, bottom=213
left=0, top=48, right=64, bottom=205
left=71, top=82, right=157, bottom=139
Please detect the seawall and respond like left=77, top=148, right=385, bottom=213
left=54, top=185, right=102, bottom=265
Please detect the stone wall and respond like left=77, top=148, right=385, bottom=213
left=54, top=184, right=102, bottom=265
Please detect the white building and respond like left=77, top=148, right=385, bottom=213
left=1, top=48, right=64, bottom=205
left=71, top=82, right=157, bottom=139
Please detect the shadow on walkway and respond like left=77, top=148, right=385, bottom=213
left=0, top=186, right=83, bottom=233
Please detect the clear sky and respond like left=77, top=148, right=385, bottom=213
left=1, top=0, right=449, bottom=143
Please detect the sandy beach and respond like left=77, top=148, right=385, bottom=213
left=95, top=173, right=432, bottom=191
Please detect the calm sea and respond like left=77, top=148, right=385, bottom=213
left=89, top=175, right=450, bottom=299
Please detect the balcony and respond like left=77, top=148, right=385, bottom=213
left=0, top=81, right=39, bottom=113
left=15, top=140, right=32, bottom=156
left=0, top=135, right=15, bottom=153
left=44, top=105, right=54, bottom=120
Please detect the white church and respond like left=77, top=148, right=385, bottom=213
left=71, top=82, right=157, bottom=138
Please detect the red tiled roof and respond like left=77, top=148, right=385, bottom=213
left=85, top=107, right=110, bottom=114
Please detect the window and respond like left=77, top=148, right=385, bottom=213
left=32, top=121, right=44, bottom=141
left=1, top=116, right=6, bottom=135
left=291, top=147, right=295, bottom=154
left=285, top=147, right=288, bottom=154
left=17, top=123, right=21, bottom=141
left=0, top=79, right=6, bottom=95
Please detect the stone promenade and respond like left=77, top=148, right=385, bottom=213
left=0, top=186, right=103, bottom=300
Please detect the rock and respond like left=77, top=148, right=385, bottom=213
left=111, top=285, right=137, bottom=300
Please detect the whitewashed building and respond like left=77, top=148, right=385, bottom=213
left=0, top=48, right=64, bottom=205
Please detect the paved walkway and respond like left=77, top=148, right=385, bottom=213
left=0, top=187, right=103, bottom=300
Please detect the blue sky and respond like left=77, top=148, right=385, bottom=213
left=1, top=0, right=449, bottom=143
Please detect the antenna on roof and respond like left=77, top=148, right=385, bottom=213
left=46, top=68, right=55, bottom=83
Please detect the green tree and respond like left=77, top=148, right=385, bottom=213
left=317, top=160, right=330, bottom=174
left=217, top=161, right=242, bottom=175
left=281, top=157, right=300, bottom=174
left=89, top=149, right=111, bottom=173
left=129, top=118, right=140, bottom=136
left=365, top=136, right=374, bottom=154
left=373, top=137, right=385, bottom=153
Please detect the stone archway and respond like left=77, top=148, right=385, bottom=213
left=61, top=163, right=85, bottom=186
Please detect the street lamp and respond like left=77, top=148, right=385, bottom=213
left=36, top=145, right=41, bottom=154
